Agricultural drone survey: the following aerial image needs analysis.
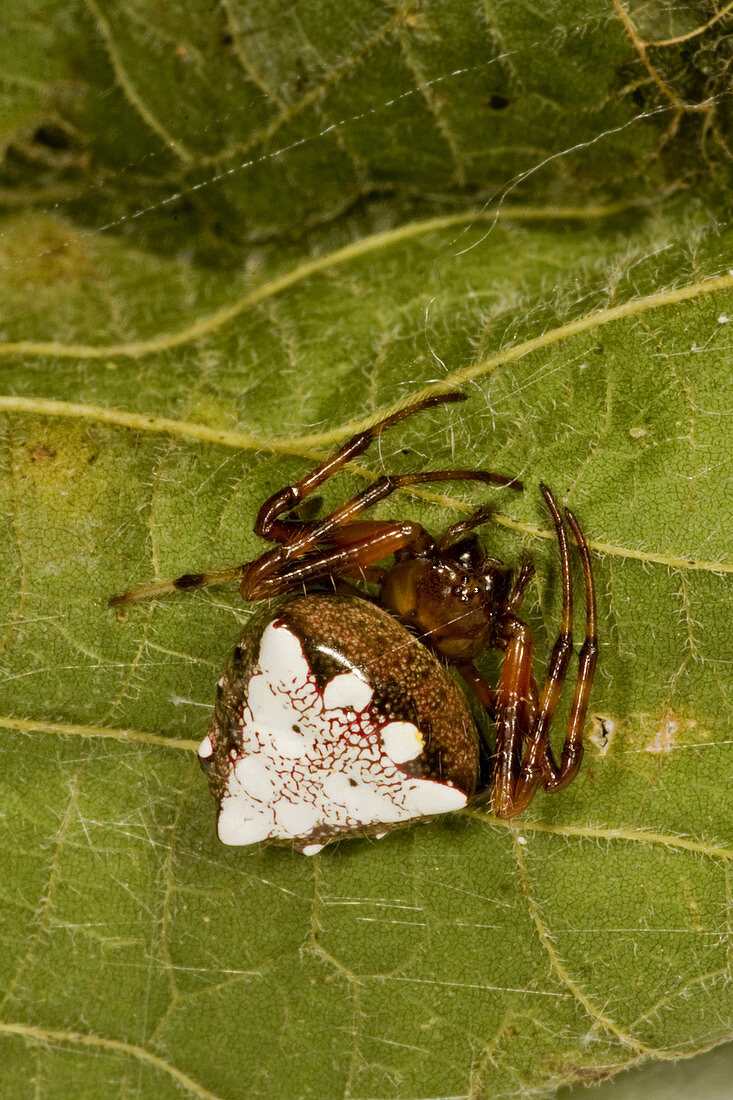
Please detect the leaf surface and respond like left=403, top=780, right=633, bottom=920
left=0, top=3, right=732, bottom=1099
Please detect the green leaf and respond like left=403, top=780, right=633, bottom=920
left=1, top=3, right=732, bottom=1099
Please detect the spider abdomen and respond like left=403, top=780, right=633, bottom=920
left=198, top=593, right=479, bottom=854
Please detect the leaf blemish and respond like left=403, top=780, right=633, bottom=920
left=29, top=444, right=56, bottom=462
left=589, top=714, right=616, bottom=755
left=645, top=708, right=679, bottom=754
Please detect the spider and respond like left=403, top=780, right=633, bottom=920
left=111, top=392, right=597, bottom=854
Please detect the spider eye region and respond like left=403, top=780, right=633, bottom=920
left=199, top=595, right=479, bottom=853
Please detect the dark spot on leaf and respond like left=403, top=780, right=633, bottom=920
left=32, top=124, right=72, bottom=151
left=487, top=93, right=510, bottom=110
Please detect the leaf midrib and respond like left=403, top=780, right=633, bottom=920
left=0, top=197, right=666, bottom=361
left=3, top=714, right=732, bottom=862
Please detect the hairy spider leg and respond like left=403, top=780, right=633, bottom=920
left=110, top=391, right=520, bottom=606
left=253, top=391, right=467, bottom=542
left=456, top=661, right=497, bottom=716
left=239, top=390, right=521, bottom=599
left=493, top=485, right=573, bottom=815
left=108, top=394, right=461, bottom=605
left=491, top=615, right=539, bottom=817
left=505, top=556, right=536, bottom=614
left=491, top=485, right=596, bottom=818
left=255, top=415, right=521, bottom=546
left=240, top=470, right=517, bottom=600
left=437, top=506, right=495, bottom=550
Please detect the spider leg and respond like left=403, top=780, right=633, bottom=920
left=490, top=616, right=539, bottom=817
left=109, top=564, right=246, bottom=606
left=438, top=506, right=493, bottom=550
left=456, top=660, right=497, bottom=716
left=490, top=486, right=597, bottom=816
left=517, top=484, right=575, bottom=788
left=255, top=392, right=469, bottom=542
left=108, top=393, right=463, bottom=605
left=241, top=520, right=434, bottom=599
left=491, top=486, right=572, bottom=816
left=542, top=505, right=598, bottom=791
left=108, top=524, right=396, bottom=605
left=110, top=392, right=523, bottom=606
left=241, top=468, right=515, bottom=599
left=505, top=555, right=536, bottom=614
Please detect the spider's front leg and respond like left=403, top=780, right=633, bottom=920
left=240, top=467, right=513, bottom=600
left=109, top=390, right=520, bottom=607
left=490, top=615, right=542, bottom=818
left=490, top=487, right=597, bottom=818
left=239, top=393, right=521, bottom=601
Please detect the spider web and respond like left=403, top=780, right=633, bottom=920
left=0, top=2, right=732, bottom=1099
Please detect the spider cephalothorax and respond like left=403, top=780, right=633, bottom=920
left=112, top=392, right=597, bottom=853
left=380, top=535, right=515, bottom=661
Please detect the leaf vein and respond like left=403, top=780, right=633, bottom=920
left=490, top=816, right=733, bottom=862
left=83, top=0, right=193, bottom=164
left=0, top=715, right=199, bottom=752
left=0, top=1021, right=223, bottom=1100
left=0, top=201, right=656, bottom=361
left=193, top=1, right=417, bottom=171
left=511, top=828, right=654, bottom=1052
left=394, top=26, right=466, bottom=186
left=0, top=759, right=86, bottom=1012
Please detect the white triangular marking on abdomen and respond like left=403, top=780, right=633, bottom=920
left=217, top=621, right=467, bottom=847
